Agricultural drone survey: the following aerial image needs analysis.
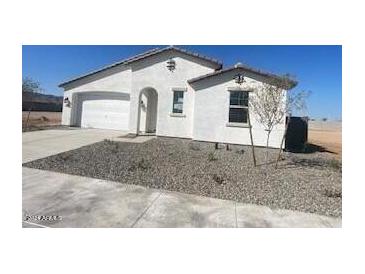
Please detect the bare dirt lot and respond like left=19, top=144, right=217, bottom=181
left=308, top=121, right=342, bottom=159
left=22, top=111, right=62, bottom=131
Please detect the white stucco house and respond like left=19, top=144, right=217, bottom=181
left=60, top=46, right=296, bottom=148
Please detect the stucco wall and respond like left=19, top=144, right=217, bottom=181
left=192, top=70, right=287, bottom=148
left=61, top=65, right=132, bottom=126
left=128, top=51, right=216, bottom=138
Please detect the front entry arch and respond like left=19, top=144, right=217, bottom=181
left=137, top=87, right=158, bottom=135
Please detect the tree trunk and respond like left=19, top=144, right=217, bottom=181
left=247, top=111, right=256, bottom=167
left=265, top=130, right=271, bottom=179
left=275, top=115, right=291, bottom=169
left=25, top=107, right=32, bottom=131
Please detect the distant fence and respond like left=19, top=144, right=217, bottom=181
left=22, top=101, right=62, bottom=112
left=285, top=116, right=308, bottom=152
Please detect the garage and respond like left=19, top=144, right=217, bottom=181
left=73, top=92, right=130, bottom=130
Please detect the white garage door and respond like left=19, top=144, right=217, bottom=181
left=77, top=93, right=130, bottom=130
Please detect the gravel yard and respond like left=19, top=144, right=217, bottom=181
left=23, top=137, right=342, bottom=217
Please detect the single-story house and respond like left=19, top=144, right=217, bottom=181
left=60, top=46, right=296, bottom=148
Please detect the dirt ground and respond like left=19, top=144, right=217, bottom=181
left=308, top=121, right=342, bottom=159
left=22, top=111, right=62, bottom=131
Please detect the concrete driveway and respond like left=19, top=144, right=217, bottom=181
left=22, top=167, right=341, bottom=228
left=22, top=128, right=126, bottom=163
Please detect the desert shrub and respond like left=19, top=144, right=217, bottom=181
left=129, top=158, right=151, bottom=171
left=189, top=143, right=201, bottom=151
left=212, top=174, right=225, bottom=185
left=208, top=151, right=218, bottom=161
left=60, top=154, right=71, bottom=161
left=328, top=159, right=342, bottom=170
left=104, top=139, right=119, bottom=153
left=322, top=188, right=342, bottom=198
left=108, top=144, right=118, bottom=154
left=236, top=149, right=245, bottom=154
left=137, top=158, right=150, bottom=170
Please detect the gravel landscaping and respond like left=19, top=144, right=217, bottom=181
left=23, top=137, right=342, bottom=217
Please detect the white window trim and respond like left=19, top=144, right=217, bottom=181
left=227, top=86, right=254, bottom=92
left=171, top=87, right=187, bottom=117
left=169, top=113, right=186, bottom=118
left=171, top=87, right=188, bottom=92
left=226, top=122, right=250, bottom=128
left=227, top=88, right=250, bottom=126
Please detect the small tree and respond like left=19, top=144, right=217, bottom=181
left=249, top=75, right=308, bottom=172
left=22, top=77, right=42, bottom=94
left=22, top=77, right=43, bottom=130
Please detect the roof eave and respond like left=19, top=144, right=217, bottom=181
left=122, top=46, right=222, bottom=69
left=59, top=46, right=222, bottom=88
left=188, top=66, right=297, bottom=89
left=58, top=62, right=125, bottom=88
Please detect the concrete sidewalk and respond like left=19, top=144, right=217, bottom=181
left=22, top=167, right=341, bottom=228
left=22, top=128, right=126, bottom=163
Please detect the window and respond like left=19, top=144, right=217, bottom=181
left=228, top=91, right=248, bottom=123
left=172, top=90, right=184, bottom=114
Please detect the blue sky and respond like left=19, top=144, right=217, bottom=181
left=22, top=45, right=342, bottom=120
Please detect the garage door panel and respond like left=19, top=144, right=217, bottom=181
left=77, top=93, right=130, bottom=131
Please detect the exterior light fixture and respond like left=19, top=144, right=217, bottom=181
left=166, top=58, right=176, bottom=71
left=64, top=97, right=71, bottom=107
left=140, top=100, right=146, bottom=110
left=234, top=73, right=245, bottom=85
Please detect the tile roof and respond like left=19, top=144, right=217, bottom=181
left=188, top=63, right=297, bottom=89
left=59, top=46, right=223, bottom=87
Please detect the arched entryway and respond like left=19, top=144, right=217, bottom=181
left=137, top=87, right=158, bottom=135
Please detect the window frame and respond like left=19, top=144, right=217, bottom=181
left=227, top=89, right=250, bottom=126
left=170, top=87, right=187, bottom=117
